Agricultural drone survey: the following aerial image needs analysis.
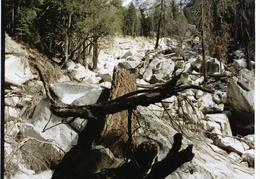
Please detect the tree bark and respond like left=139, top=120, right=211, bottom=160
left=98, top=67, right=138, bottom=158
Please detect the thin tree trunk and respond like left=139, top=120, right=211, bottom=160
left=92, top=37, right=98, bottom=71
left=83, top=40, right=88, bottom=69
left=155, top=0, right=164, bottom=49
left=201, top=3, right=207, bottom=82
left=63, top=12, right=72, bottom=67
left=202, top=31, right=207, bottom=82
left=245, top=41, right=252, bottom=70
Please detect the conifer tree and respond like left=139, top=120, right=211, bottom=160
left=123, top=3, right=137, bottom=36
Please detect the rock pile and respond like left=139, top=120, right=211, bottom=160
left=4, top=34, right=255, bottom=178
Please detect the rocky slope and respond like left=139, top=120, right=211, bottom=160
left=4, top=33, right=255, bottom=178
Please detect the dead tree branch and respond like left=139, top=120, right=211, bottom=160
left=34, top=63, right=209, bottom=179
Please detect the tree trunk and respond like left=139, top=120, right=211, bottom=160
left=11, top=0, right=21, bottom=35
left=201, top=2, right=207, bottom=82
left=83, top=40, right=88, bottom=69
left=98, top=67, right=138, bottom=158
left=63, top=12, right=72, bottom=67
left=201, top=31, right=207, bottom=82
left=245, top=41, right=252, bottom=70
left=155, top=0, right=164, bottom=49
left=92, top=37, right=98, bottom=71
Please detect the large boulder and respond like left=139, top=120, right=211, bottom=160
left=67, top=63, right=101, bottom=84
left=21, top=82, right=110, bottom=153
left=227, top=69, right=254, bottom=134
left=50, top=82, right=109, bottom=105
left=20, top=99, right=79, bottom=152
left=5, top=55, right=34, bottom=86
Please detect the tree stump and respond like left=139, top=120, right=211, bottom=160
left=98, top=66, right=139, bottom=158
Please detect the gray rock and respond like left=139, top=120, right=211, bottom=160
left=5, top=106, right=19, bottom=118
left=121, top=50, right=133, bottom=59
left=228, top=152, right=243, bottom=163
left=233, top=50, right=245, bottom=59
left=220, top=92, right=228, bottom=104
left=207, top=58, right=221, bottom=74
left=50, top=82, right=109, bottom=105
left=148, top=58, right=161, bottom=70
left=227, top=69, right=254, bottom=131
left=150, top=73, right=164, bottom=84
left=5, top=96, right=20, bottom=107
left=154, top=59, right=175, bottom=80
left=5, top=55, right=33, bottom=86
left=200, top=120, right=222, bottom=135
left=198, top=93, right=215, bottom=108
left=195, top=90, right=204, bottom=99
left=22, top=99, right=79, bottom=152
left=184, top=63, right=192, bottom=73
left=205, top=114, right=232, bottom=136
left=99, top=73, right=112, bottom=82
left=184, top=89, right=194, bottom=96
left=213, top=94, right=222, bottom=104
left=118, top=61, right=137, bottom=70
left=4, top=121, right=20, bottom=137
left=242, top=149, right=254, bottom=167
left=242, top=134, right=254, bottom=149
left=232, top=59, right=247, bottom=70
left=214, top=135, right=249, bottom=155
left=67, top=63, right=101, bottom=84
left=142, top=68, right=153, bottom=82
left=189, top=57, right=202, bottom=72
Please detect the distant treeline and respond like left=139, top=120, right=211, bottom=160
left=4, top=0, right=255, bottom=70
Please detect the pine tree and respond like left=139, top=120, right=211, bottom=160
left=123, top=3, right=137, bottom=36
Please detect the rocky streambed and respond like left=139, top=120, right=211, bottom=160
left=4, top=34, right=255, bottom=178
